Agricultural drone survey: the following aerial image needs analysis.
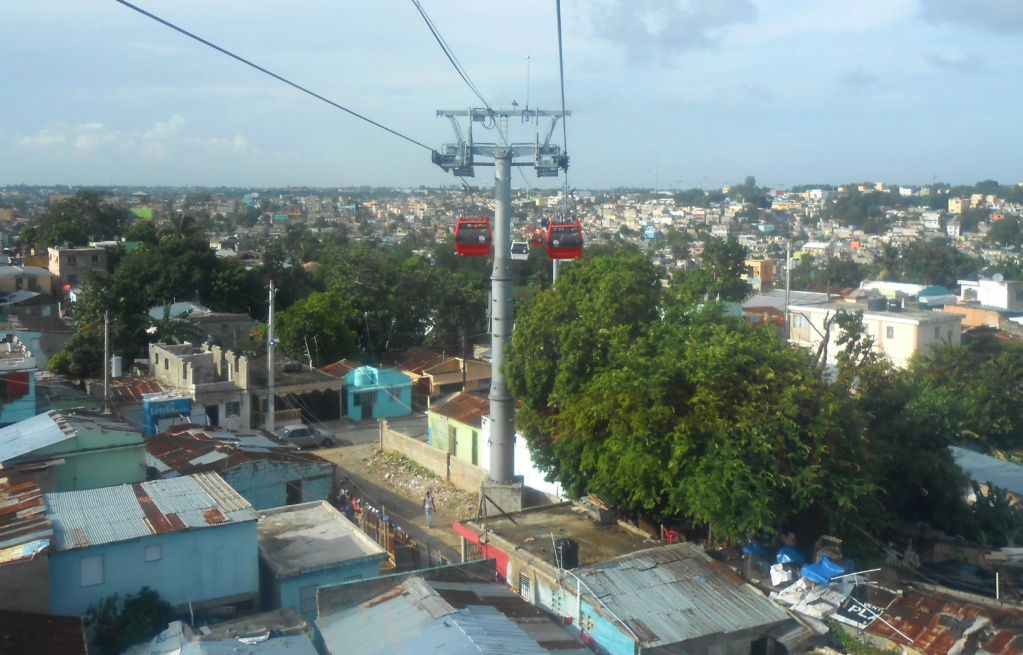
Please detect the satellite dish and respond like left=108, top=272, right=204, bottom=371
left=993, top=273, right=1004, bottom=283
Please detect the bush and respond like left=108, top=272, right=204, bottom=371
left=84, top=586, right=172, bottom=654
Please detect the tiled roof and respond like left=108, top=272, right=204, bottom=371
left=45, top=472, right=256, bottom=552
left=431, top=393, right=489, bottom=428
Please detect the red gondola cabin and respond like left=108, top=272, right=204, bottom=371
left=545, top=222, right=584, bottom=260
left=454, top=216, right=492, bottom=257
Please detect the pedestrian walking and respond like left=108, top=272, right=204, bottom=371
left=423, top=490, right=435, bottom=527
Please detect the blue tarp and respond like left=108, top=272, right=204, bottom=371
left=801, top=556, right=846, bottom=585
left=776, top=546, right=806, bottom=566
left=743, top=542, right=771, bottom=557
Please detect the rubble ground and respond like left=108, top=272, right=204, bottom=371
left=363, top=449, right=480, bottom=520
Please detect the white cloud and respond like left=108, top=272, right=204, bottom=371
left=581, top=0, right=758, bottom=61
left=918, top=0, right=1023, bottom=33
left=17, top=129, right=67, bottom=149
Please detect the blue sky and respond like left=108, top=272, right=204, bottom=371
left=3, top=0, right=1023, bottom=191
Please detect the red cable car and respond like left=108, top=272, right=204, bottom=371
left=545, top=221, right=584, bottom=260
left=453, top=216, right=492, bottom=256
left=528, top=229, right=546, bottom=248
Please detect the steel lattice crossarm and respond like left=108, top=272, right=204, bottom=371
left=432, top=108, right=570, bottom=177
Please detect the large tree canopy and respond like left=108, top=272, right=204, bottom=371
left=506, top=251, right=979, bottom=547
left=35, top=190, right=132, bottom=248
left=507, top=252, right=879, bottom=542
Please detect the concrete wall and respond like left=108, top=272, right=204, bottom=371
left=380, top=425, right=485, bottom=494
left=225, top=460, right=335, bottom=511
left=0, top=553, right=49, bottom=614
left=50, top=521, right=258, bottom=616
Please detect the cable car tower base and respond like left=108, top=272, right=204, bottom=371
left=433, top=107, right=569, bottom=512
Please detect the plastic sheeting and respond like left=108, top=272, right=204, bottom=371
left=776, top=546, right=806, bottom=566
left=801, top=556, right=846, bottom=585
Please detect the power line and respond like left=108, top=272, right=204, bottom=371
left=555, top=0, right=571, bottom=213
left=410, top=0, right=489, bottom=111
left=111, top=0, right=435, bottom=153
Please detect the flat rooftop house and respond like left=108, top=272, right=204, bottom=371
left=258, top=501, right=389, bottom=620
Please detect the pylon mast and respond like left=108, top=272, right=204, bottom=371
left=433, top=108, right=569, bottom=484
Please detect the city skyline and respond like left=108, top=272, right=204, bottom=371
left=4, top=0, right=1023, bottom=191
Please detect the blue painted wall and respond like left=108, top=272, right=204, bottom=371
left=225, top=460, right=334, bottom=510
left=344, top=366, right=412, bottom=421
left=49, top=521, right=258, bottom=616
left=275, top=555, right=386, bottom=622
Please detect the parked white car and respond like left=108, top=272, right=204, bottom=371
left=273, top=424, right=336, bottom=448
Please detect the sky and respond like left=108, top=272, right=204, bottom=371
left=3, top=0, right=1023, bottom=191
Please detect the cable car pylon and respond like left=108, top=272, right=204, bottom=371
left=433, top=107, right=569, bottom=499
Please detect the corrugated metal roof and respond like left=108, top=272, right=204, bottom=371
left=574, top=544, right=791, bottom=649
left=0, top=411, right=72, bottom=462
left=951, top=446, right=1023, bottom=497
left=431, top=392, right=489, bottom=428
left=145, top=427, right=328, bottom=477
left=0, top=474, right=53, bottom=550
left=318, top=577, right=591, bottom=655
left=45, top=472, right=255, bottom=552
left=867, top=590, right=1023, bottom=655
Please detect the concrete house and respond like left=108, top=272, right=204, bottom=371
left=429, top=392, right=488, bottom=466
left=47, top=246, right=107, bottom=288
left=45, top=472, right=259, bottom=617
left=787, top=299, right=962, bottom=368
left=150, top=342, right=253, bottom=431
left=453, top=506, right=799, bottom=655
left=0, top=411, right=146, bottom=493
left=343, top=365, right=412, bottom=421
left=145, top=424, right=335, bottom=510
left=0, top=334, right=38, bottom=426
left=0, top=266, right=56, bottom=295
left=257, top=501, right=388, bottom=621
left=385, top=347, right=491, bottom=410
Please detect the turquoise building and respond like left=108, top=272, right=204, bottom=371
left=343, top=366, right=412, bottom=421
left=258, top=502, right=388, bottom=621
left=0, top=411, right=146, bottom=492
left=46, top=473, right=259, bottom=617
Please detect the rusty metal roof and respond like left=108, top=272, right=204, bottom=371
left=44, top=472, right=256, bottom=552
left=0, top=610, right=86, bottom=655
left=573, top=544, right=791, bottom=649
left=867, top=589, right=1023, bottom=655
left=384, top=347, right=449, bottom=374
left=108, top=377, right=166, bottom=403
left=0, top=474, right=53, bottom=551
left=146, top=425, right=328, bottom=477
left=431, top=392, right=489, bottom=428
left=320, top=359, right=363, bottom=378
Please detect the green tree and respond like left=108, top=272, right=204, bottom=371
left=671, top=237, right=752, bottom=303
left=84, top=586, right=171, bottom=655
left=275, top=290, right=359, bottom=365
left=899, top=239, right=980, bottom=288
left=47, top=327, right=104, bottom=384
left=36, top=190, right=131, bottom=247
left=507, top=253, right=876, bottom=543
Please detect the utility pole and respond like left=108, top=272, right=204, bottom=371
left=267, top=280, right=276, bottom=433
left=433, top=107, right=569, bottom=486
left=784, top=241, right=791, bottom=340
left=103, top=311, right=110, bottom=414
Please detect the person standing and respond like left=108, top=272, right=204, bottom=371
left=423, top=491, right=435, bottom=527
